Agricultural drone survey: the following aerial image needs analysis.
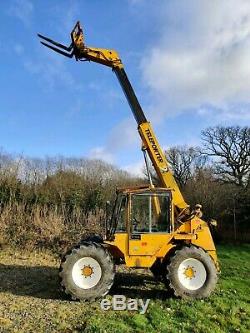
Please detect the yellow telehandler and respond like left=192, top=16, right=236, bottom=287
left=38, top=22, right=219, bottom=300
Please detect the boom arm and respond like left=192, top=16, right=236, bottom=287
left=38, top=21, right=189, bottom=214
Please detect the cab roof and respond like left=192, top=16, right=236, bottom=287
left=116, top=185, right=172, bottom=195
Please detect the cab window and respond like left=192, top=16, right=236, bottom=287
left=131, top=192, right=170, bottom=233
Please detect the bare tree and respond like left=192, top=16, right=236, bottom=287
left=165, top=146, right=207, bottom=188
left=201, top=126, right=250, bottom=187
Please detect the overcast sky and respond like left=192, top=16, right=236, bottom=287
left=0, top=0, right=249, bottom=175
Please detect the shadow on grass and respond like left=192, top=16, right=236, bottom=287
left=0, top=263, right=61, bottom=300
left=111, top=271, right=170, bottom=300
left=0, top=264, right=170, bottom=301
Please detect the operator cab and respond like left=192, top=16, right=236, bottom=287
left=106, top=186, right=174, bottom=240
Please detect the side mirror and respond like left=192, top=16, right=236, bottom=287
left=209, top=219, right=217, bottom=227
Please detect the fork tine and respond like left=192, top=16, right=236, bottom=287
left=40, top=42, right=74, bottom=58
left=38, top=34, right=73, bottom=52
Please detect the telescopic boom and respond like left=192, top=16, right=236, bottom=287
left=38, top=21, right=189, bottom=216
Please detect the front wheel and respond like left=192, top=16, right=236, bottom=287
left=59, top=242, right=115, bottom=301
left=165, top=246, right=218, bottom=299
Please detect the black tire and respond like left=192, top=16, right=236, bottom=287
left=59, top=242, right=115, bottom=301
left=80, top=234, right=103, bottom=244
left=165, top=246, right=218, bottom=299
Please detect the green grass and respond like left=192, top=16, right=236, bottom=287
left=0, top=244, right=249, bottom=333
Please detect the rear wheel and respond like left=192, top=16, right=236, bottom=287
left=59, top=242, right=115, bottom=301
left=165, top=246, right=217, bottom=299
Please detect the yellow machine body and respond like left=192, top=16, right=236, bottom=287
left=104, top=187, right=219, bottom=270
left=38, top=21, right=219, bottom=275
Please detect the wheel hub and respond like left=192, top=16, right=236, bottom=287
left=72, top=257, right=102, bottom=289
left=178, top=258, right=207, bottom=290
left=82, top=265, right=93, bottom=278
left=184, top=266, right=196, bottom=279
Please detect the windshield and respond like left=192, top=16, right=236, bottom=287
left=131, top=192, right=171, bottom=233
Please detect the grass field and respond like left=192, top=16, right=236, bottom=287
left=0, top=244, right=249, bottom=333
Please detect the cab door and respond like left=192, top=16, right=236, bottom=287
left=128, top=191, right=172, bottom=256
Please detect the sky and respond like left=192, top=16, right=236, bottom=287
left=0, top=0, right=250, bottom=175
